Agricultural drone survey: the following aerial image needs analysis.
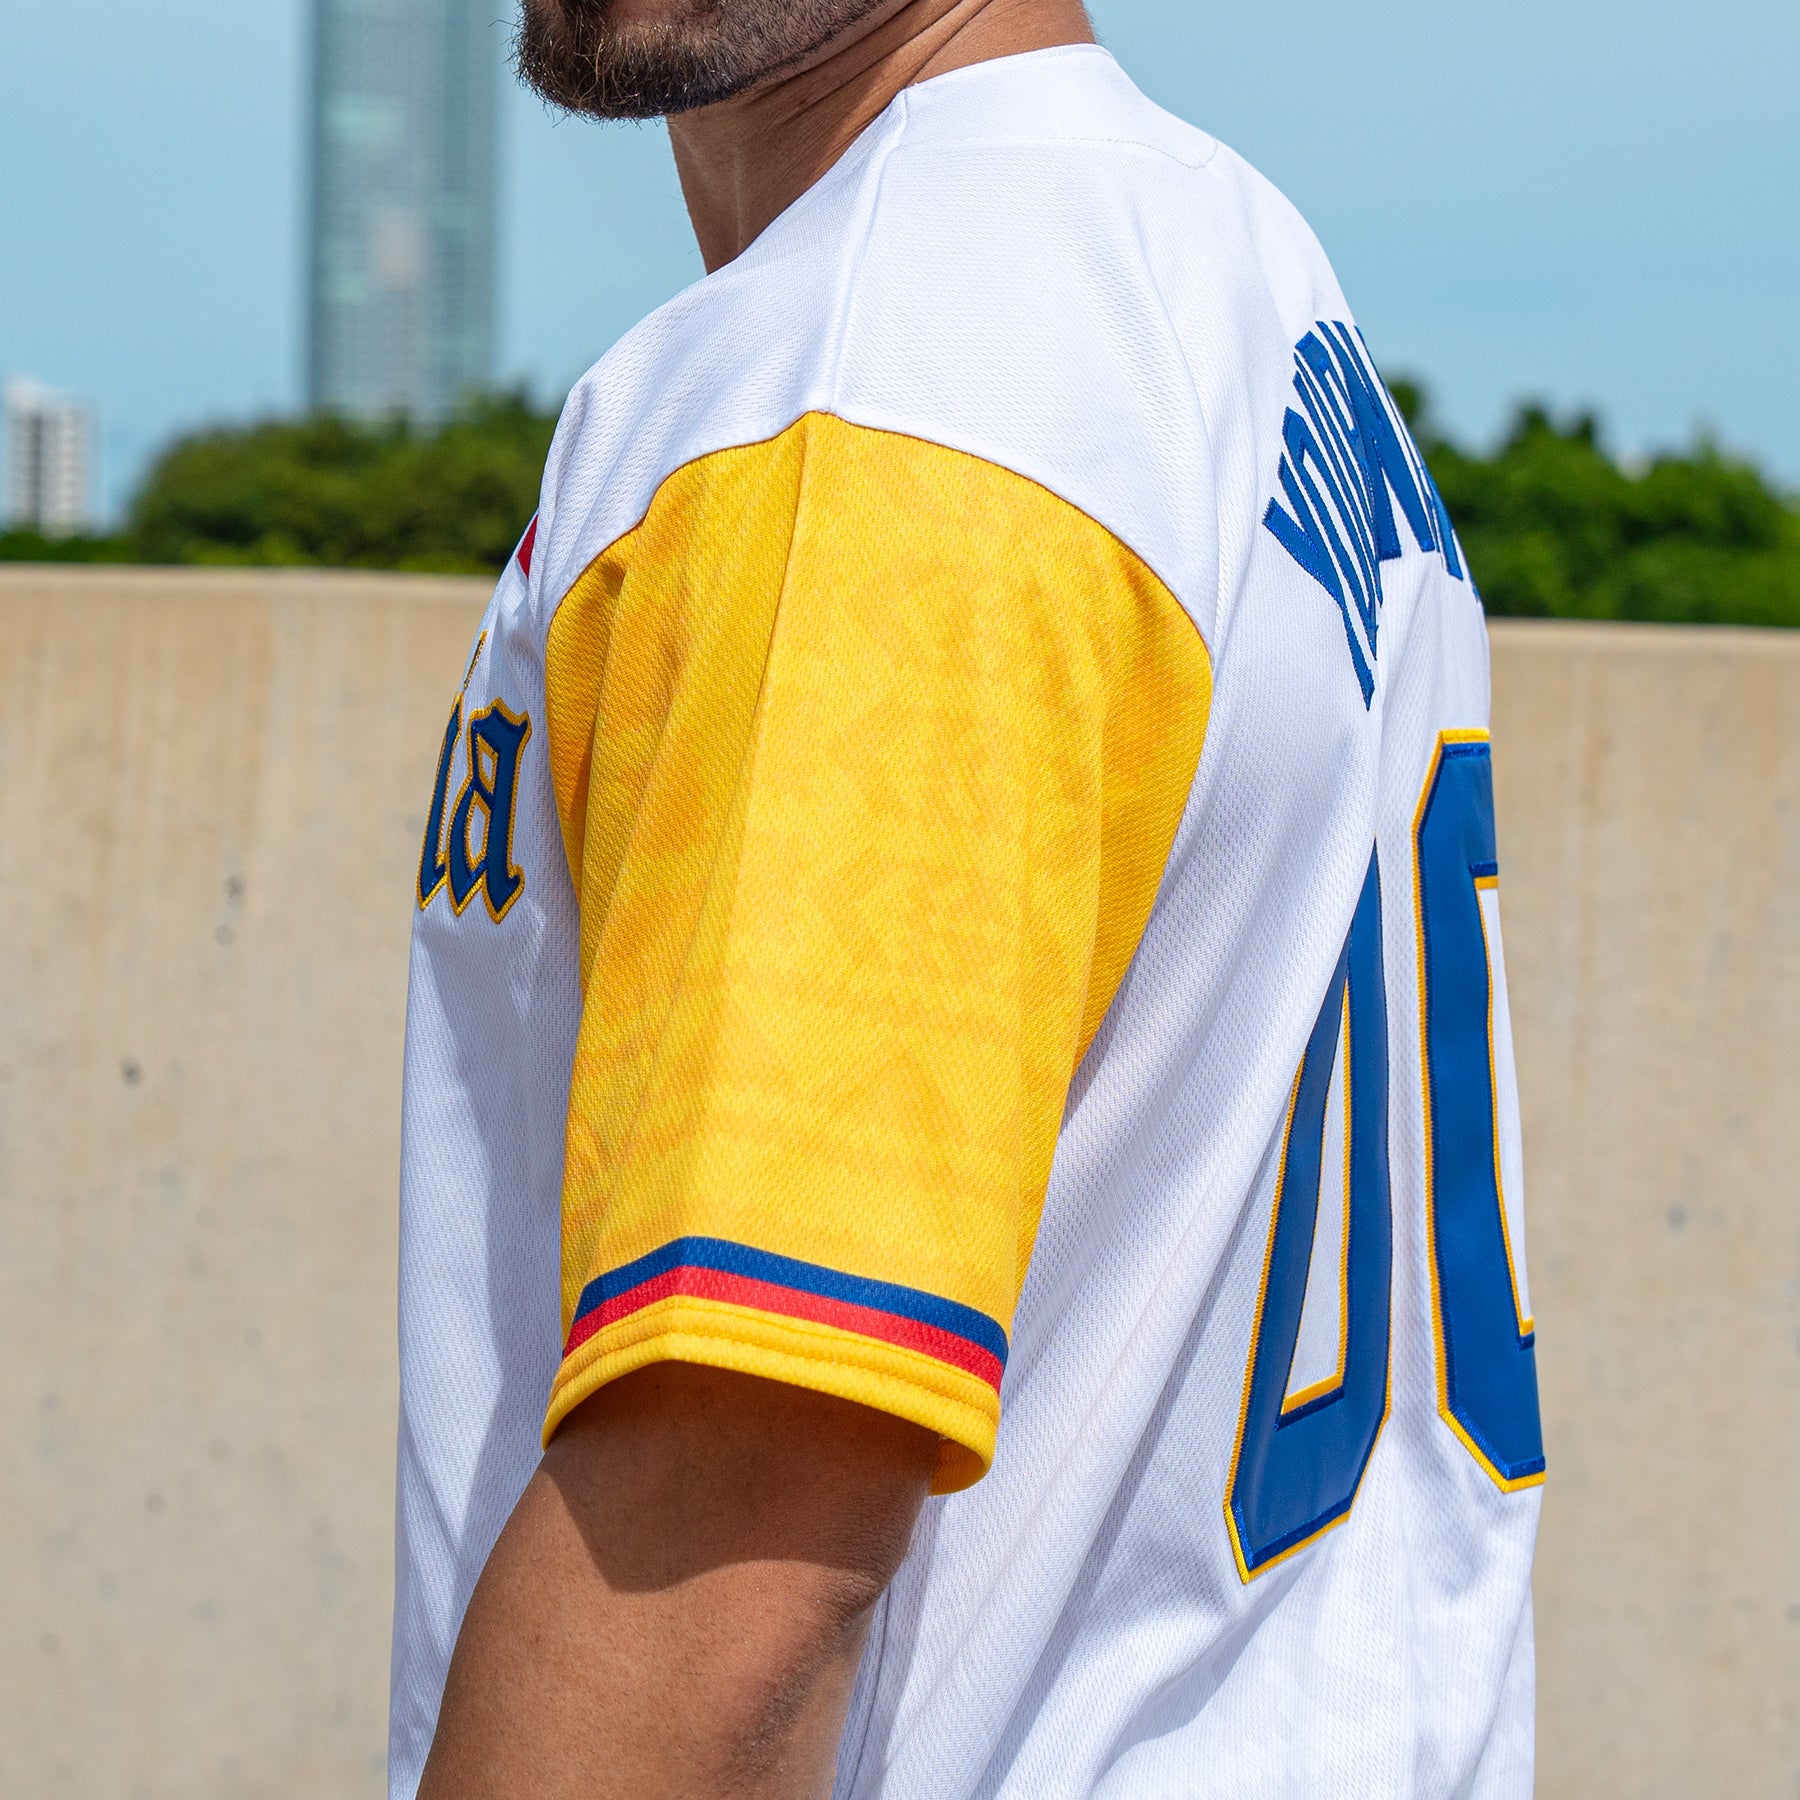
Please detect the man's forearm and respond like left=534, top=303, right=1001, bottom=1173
left=418, top=1365, right=935, bottom=1800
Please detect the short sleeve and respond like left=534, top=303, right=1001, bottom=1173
left=540, top=413, right=1210, bottom=1491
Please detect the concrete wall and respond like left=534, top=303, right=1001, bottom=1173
left=0, top=569, right=480, bottom=1799
left=1, top=569, right=1795, bottom=1796
left=1492, top=622, right=1800, bottom=1795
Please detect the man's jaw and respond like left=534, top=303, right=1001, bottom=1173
left=515, top=0, right=896, bottom=121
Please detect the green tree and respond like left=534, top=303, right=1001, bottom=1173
left=123, top=392, right=556, bottom=574
left=0, top=528, right=132, bottom=564
left=1392, top=383, right=1800, bottom=627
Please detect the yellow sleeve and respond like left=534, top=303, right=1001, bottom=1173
left=540, top=413, right=1210, bottom=1492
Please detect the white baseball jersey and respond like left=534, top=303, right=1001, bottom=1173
left=391, top=44, right=1542, bottom=1798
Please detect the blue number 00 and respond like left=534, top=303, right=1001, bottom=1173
left=1414, top=732, right=1545, bottom=1490
left=1226, top=735, right=1544, bottom=1581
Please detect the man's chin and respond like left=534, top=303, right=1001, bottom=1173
left=514, top=0, right=893, bottom=122
left=520, top=5, right=741, bottom=118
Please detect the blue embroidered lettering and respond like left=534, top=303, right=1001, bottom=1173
left=418, top=690, right=531, bottom=922
left=1264, top=323, right=1470, bottom=705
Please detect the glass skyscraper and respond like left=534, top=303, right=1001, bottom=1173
left=307, top=0, right=500, bottom=422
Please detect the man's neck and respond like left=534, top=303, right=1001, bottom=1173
left=668, top=0, right=1095, bottom=272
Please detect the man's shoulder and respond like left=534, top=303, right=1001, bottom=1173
left=531, top=50, right=1348, bottom=634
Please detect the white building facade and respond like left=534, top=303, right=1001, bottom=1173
left=3, top=378, right=95, bottom=537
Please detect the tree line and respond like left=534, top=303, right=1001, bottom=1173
left=1391, top=383, right=1800, bottom=629
left=6, top=385, right=1799, bottom=627
left=2, top=392, right=556, bottom=576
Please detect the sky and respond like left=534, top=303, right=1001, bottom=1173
left=2, top=0, right=1796, bottom=519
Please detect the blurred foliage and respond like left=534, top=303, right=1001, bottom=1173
left=121, top=392, right=557, bottom=574
left=0, top=529, right=133, bottom=563
left=0, top=391, right=554, bottom=574
left=5, top=385, right=1798, bottom=625
left=1390, top=381, right=1800, bottom=627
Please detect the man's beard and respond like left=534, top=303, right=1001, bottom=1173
left=516, top=0, right=894, bottom=120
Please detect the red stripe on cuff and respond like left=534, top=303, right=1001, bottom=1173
left=564, top=1264, right=1005, bottom=1391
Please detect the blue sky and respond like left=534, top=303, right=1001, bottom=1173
left=3, top=0, right=1796, bottom=517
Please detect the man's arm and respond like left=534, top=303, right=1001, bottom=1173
left=418, top=1364, right=936, bottom=1800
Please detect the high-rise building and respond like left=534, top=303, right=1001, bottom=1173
left=3, top=378, right=95, bottom=537
left=307, top=0, right=500, bottom=423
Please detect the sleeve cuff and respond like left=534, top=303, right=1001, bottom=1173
left=543, top=1295, right=1001, bottom=1495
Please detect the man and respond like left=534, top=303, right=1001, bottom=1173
left=391, top=0, right=1544, bottom=1792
